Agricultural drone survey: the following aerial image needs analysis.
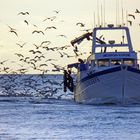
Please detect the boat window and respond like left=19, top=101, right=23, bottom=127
left=123, top=59, right=134, bottom=66
left=111, top=60, right=121, bottom=65
left=98, top=59, right=109, bottom=67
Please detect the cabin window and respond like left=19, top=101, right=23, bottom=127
left=123, top=59, right=134, bottom=66
left=98, top=59, right=109, bottom=67
left=111, top=59, right=121, bottom=66
left=111, top=60, right=121, bottom=65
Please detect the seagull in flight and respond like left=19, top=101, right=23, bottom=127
left=18, top=12, right=29, bottom=15
left=0, top=60, right=8, bottom=65
left=7, top=25, right=16, bottom=31
left=58, top=51, right=64, bottom=57
left=127, top=20, right=132, bottom=26
left=53, top=10, right=60, bottom=14
left=135, top=9, right=140, bottom=13
left=41, top=41, right=51, bottom=46
left=7, top=25, right=18, bottom=36
left=128, top=14, right=135, bottom=19
left=14, top=53, right=24, bottom=57
left=76, top=22, right=85, bottom=27
left=24, top=20, right=29, bottom=25
left=45, top=59, right=57, bottom=62
left=16, top=42, right=26, bottom=48
left=43, top=16, right=56, bottom=22
left=57, top=34, right=67, bottom=38
left=10, top=30, right=18, bottom=36
left=29, top=50, right=42, bottom=54
left=45, top=26, right=57, bottom=30
left=32, top=30, right=45, bottom=35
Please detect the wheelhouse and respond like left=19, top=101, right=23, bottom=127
left=87, top=25, right=139, bottom=70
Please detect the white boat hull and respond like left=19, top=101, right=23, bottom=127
left=74, top=66, right=140, bottom=105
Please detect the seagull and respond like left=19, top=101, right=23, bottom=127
left=127, top=20, right=132, bottom=26
left=16, top=42, right=26, bottom=48
left=73, top=49, right=79, bottom=56
left=3, top=67, right=10, bottom=73
left=51, top=69, right=61, bottom=72
left=32, top=24, right=38, bottom=28
left=58, top=51, right=64, bottom=57
left=41, top=41, right=51, bottom=46
left=39, top=64, right=48, bottom=67
left=43, top=16, right=56, bottom=22
left=24, top=20, right=29, bottom=25
left=30, top=62, right=36, bottom=69
left=7, top=25, right=16, bottom=31
left=33, top=44, right=41, bottom=49
left=49, top=47, right=57, bottom=51
left=45, top=59, right=57, bottom=62
left=0, top=60, right=8, bottom=65
left=57, top=34, right=67, bottom=38
left=18, top=12, right=29, bottom=15
left=29, top=59, right=37, bottom=63
left=128, top=14, right=135, bottom=19
left=42, top=46, right=50, bottom=50
left=135, top=9, right=140, bottom=13
left=29, top=50, right=42, bottom=54
left=63, top=52, right=75, bottom=58
left=17, top=68, right=28, bottom=73
left=19, top=58, right=25, bottom=62
left=14, top=53, right=24, bottom=57
left=32, top=30, right=44, bottom=35
left=24, top=57, right=30, bottom=62
left=53, top=10, right=60, bottom=14
left=76, top=22, right=85, bottom=27
left=58, top=45, right=71, bottom=50
left=9, top=30, right=18, bottom=36
left=7, top=25, right=18, bottom=36
left=45, top=26, right=57, bottom=30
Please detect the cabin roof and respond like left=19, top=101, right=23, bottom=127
left=94, top=51, right=137, bottom=60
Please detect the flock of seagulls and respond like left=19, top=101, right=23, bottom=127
left=1, top=9, right=91, bottom=75
left=0, top=74, right=73, bottom=99
left=1, top=8, right=140, bottom=75
left=18, top=12, right=29, bottom=15
left=1, top=8, right=140, bottom=98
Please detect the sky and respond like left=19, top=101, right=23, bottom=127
left=0, top=0, right=140, bottom=74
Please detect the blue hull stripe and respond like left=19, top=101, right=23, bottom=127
left=80, top=66, right=121, bottom=83
left=127, top=66, right=140, bottom=74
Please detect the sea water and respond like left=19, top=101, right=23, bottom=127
left=0, top=75, right=140, bottom=140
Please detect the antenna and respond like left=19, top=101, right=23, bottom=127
left=116, top=0, right=118, bottom=26
left=97, top=0, right=100, bottom=26
left=94, top=12, right=96, bottom=27
left=101, top=4, right=103, bottom=27
left=126, top=10, right=128, bottom=26
left=121, top=0, right=125, bottom=43
left=121, top=0, right=124, bottom=26
left=122, top=8, right=124, bottom=26
left=103, top=0, right=106, bottom=27
left=118, top=0, right=120, bottom=25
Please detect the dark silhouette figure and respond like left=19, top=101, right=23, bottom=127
left=63, top=70, right=74, bottom=92
left=114, top=61, right=120, bottom=65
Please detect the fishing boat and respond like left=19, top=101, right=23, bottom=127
left=64, top=24, right=140, bottom=105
